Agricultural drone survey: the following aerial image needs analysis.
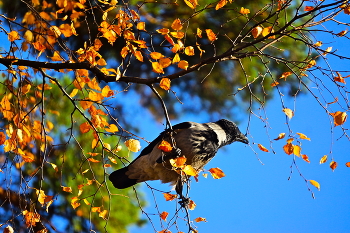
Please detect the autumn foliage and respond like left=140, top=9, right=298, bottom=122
left=0, top=0, right=349, bottom=232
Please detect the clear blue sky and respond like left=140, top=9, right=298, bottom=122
left=128, top=15, right=350, bottom=233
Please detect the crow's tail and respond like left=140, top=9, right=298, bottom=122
left=109, top=167, right=138, bottom=189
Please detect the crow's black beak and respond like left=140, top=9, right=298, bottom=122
left=237, top=134, right=249, bottom=144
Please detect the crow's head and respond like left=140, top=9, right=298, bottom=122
left=216, top=119, right=249, bottom=145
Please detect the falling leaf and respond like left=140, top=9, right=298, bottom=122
left=274, top=133, right=285, bottom=140
left=125, top=139, right=141, bottom=152
left=283, top=108, right=294, bottom=119
left=205, top=29, right=217, bottom=41
left=183, top=165, right=198, bottom=176
left=163, top=193, right=177, bottom=201
left=251, top=26, right=263, bottom=38
left=160, top=211, right=169, bottom=221
left=257, top=143, right=269, bottom=152
left=194, top=217, right=207, bottom=222
left=208, top=167, right=225, bottom=179
left=215, top=0, right=227, bottom=10
left=240, top=7, right=250, bottom=14
left=329, top=111, right=347, bottom=126
left=320, top=155, right=328, bottom=164
left=158, top=140, right=173, bottom=152
left=296, top=133, right=310, bottom=140
left=330, top=161, right=337, bottom=171
left=160, top=78, right=171, bottom=91
left=309, top=180, right=320, bottom=191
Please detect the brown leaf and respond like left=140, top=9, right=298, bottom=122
left=330, top=161, right=337, bottom=171
left=194, top=217, right=207, bottom=222
left=257, top=143, right=269, bottom=152
left=274, top=133, right=285, bottom=141
left=329, top=111, right=347, bottom=126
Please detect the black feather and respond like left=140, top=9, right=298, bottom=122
left=109, top=167, right=137, bottom=189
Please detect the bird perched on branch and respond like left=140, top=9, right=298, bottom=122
left=109, top=119, right=248, bottom=195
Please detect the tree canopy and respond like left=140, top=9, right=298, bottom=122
left=0, top=0, right=349, bottom=232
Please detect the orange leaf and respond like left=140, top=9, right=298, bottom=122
left=62, top=186, right=73, bottom=193
left=302, top=154, right=310, bottom=163
left=99, top=210, right=108, bottom=220
left=184, top=46, right=195, bottom=56
left=137, top=22, right=146, bottom=31
left=23, top=210, right=40, bottom=227
left=157, top=28, right=170, bottom=35
left=0, top=132, right=5, bottom=145
left=8, top=31, right=20, bottom=42
left=345, top=162, right=350, bottom=167
left=304, top=6, right=314, bottom=11
left=163, top=193, right=177, bottom=201
left=330, top=161, right=337, bottom=171
left=91, top=207, right=101, bottom=212
left=271, top=81, right=279, bottom=87
left=336, top=29, right=348, bottom=37
left=171, top=18, right=183, bottom=31
left=296, top=133, right=310, bottom=141
left=257, top=143, right=269, bottom=152
left=334, top=72, right=347, bottom=84
left=80, top=122, right=91, bottom=133
left=309, top=180, right=320, bottom=191
left=170, top=31, right=185, bottom=39
left=314, top=41, right=322, bottom=47
left=319, top=155, right=328, bottom=164
left=159, top=57, right=172, bottom=68
left=88, top=158, right=100, bottom=163
left=188, top=199, right=196, bottom=210
left=160, top=211, right=168, bottom=221
left=134, top=50, right=143, bottom=62
left=215, top=0, right=227, bottom=10
left=279, top=72, right=293, bottom=80
left=208, top=167, right=225, bottom=179
left=194, top=217, right=207, bottom=222
left=329, top=111, right=347, bottom=126
left=160, top=78, right=171, bottom=91
left=183, top=165, right=198, bottom=176
left=170, top=156, right=187, bottom=168
left=158, top=140, right=173, bottom=152
left=150, top=52, right=163, bottom=60
left=178, top=60, right=189, bottom=70
left=262, top=26, right=274, bottom=38
left=205, top=29, right=217, bottom=41
left=274, top=133, right=285, bottom=140
left=283, top=143, right=294, bottom=155
left=283, top=108, right=294, bottom=119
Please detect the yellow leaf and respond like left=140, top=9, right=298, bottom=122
left=172, top=53, right=181, bottom=63
left=283, top=108, right=294, bottom=119
left=125, top=139, right=141, bottom=152
left=69, top=88, right=79, bottom=98
left=134, top=50, right=143, bottom=62
left=99, top=210, right=108, bottom=219
left=240, top=7, right=250, bottom=14
left=314, top=41, right=322, bottom=47
left=62, top=186, right=73, bottom=193
left=178, top=60, right=189, bottom=70
left=184, top=46, right=195, bottom=56
left=160, top=78, right=171, bottom=91
left=215, top=0, right=227, bottom=10
left=319, top=155, right=327, bottom=164
left=8, top=31, right=20, bottom=42
left=159, top=57, right=172, bottom=68
left=183, top=165, right=198, bottom=176
left=170, top=31, right=185, bottom=39
left=184, top=0, right=198, bottom=9
left=309, top=180, right=320, bottom=191
left=152, top=62, right=164, bottom=74
left=296, top=132, right=310, bottom=140
left=137, top=22, right=146, bottom=31
left=105, top=124, right=119, bottom=133
left=156, top=28, right=170, bottom=35
left=83, top=198, right=90, bottom=205
left=150, top=52, right=164, bottom=60
left=208, top=167, right=225, bottom=179
left=293, top=145, right=301, bottom=157
left=279, top=72, right=293, bottom=81
left=50, top=51, right=63, bottom=61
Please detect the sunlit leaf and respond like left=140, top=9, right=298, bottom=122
left=240, top=7, right=250, bottom=14
left=296, top=133, right=310, bottom=140
left=160, top=78, right=171, bottom=91
left=330, top=161, right=337, bottom=171
left=283, top=143, right=294, bottom=155
left=125, top=139, right=141, bottom=152
left=293, top=145, right=301, bottom=157
left=178, top=60, right=189, bottom=70
left=62, top=186, right=73, bottom=193
left=302, top=154, right=310, bottom=163
left=170, top=156, right=187, bottom=168
left=152, top=62, right=164, bottom=74
left=188, top=199, right=196, bottom=210
left=319, top=155, right=328, bottom=164
left=183, top=165, right=198, bottom=176
left=215, top=0, right=227, bottom=10
left=208, top=167, right=225, bottom=179
left=137, top=22, right=146, bottom=31
left=345, top=162, right=350, bottom=167
left=163, top=193, right=177, bottom=201
left=205, top=29, right=217, bottom=41
left=194, top=217, right=207, bottom=222
left=329, top=111, right=347, bottom=126
left=274, top=133, right=285, bottom=140
left=160, top=211, right=168, bottom=221
left=257, top=143, right=269, bottom=152
left=251, top=26, right=263, bottom=38
left=283, top=108, right=294, bottom=119
left=184, top=0, right=198, bottom=9
left=99, top=210, right=108, bottom=220
left=0, top=132, right=5, bottom=145
left=171, top=18, right=183, bottom=30
left=8, top=31, right=20, bottom=42
left=309, top=180, right=320, bottom=191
